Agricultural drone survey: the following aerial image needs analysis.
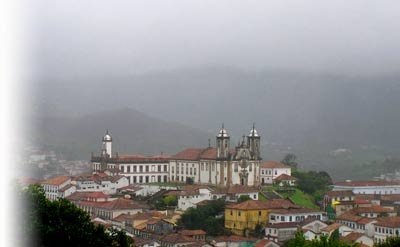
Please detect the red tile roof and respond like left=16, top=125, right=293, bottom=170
left=215, top=235, right=258, bottom=242
left=274, top=174, right=297, bottom=181
left=270, top=207, right=323, bottom=214
left=350, top=205, right=395, bottom=214
left=336, top=213, right=363, bottom=222
left=78, top=198, right=148, bottom=210
left=212, top=185, right=259, bottom=195
left=172, top=149, right=204, bottom=160
left=41, top=176, right=71, bottom=186
left=374, top=216, right=400, bottom=228
left=261, top=161, right=290, bottom=169
left=321, top=223, right=343, bottom=232
left=334, top=180, right=400, bottom=187
left=58, top=184, right=75, bottom=192
left=225, top=199, right=296, bottom=210
left=180, top=230, right=206, bottom=236
left=325, top=190, right=354, bottom=197
left=161, top=233, right=196, bottom=243
left=339, top=232, right=365, bottom=243
left=357, top=218, right=376, bottom=225
left=254, top=239, right=274, bottom=247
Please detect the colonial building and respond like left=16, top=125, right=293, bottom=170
left=91, top=124, right=262, bottom=186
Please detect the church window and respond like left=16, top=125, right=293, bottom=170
left=127, top=166, right=131, bottom=173
left=164, top=165, right=167, bottom=171
left=158, top=165, right=161, bottom=172
left=139, top=166, right=143, bottom=172
left=146, top=166, right=149, bottom=172
left=133, top=166, right=137, bottom=172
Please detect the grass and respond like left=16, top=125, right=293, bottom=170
left=258, top=192, right=267, bottom=201
left=279, top=188, right=319, bottom=209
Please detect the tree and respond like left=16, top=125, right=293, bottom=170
left=375, top=237, right=400, bottom=247
left=21, top=184, right=133, bottom=247
left=286, top=232, right=358, bottom=247
left=281, top=153, right=298, bottom=169
left=237, top=195, right=252, bottom=203
left=186, top=177, right=194, bottom=184
left=177, top=199, right=226, bottom=236
left=163, top=195, right=178, bottom=207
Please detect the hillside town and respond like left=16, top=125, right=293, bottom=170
left=20, top=128, right=400, bottom=247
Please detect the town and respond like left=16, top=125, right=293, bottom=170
left=20, top=127, right=400, bottom=247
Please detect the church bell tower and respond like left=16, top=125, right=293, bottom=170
left=216, top=123, right=230, bottom=159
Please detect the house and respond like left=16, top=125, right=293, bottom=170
left=214, top=235, right=258, bottom=247
left=320, top=223, right=353, bottom=238
left=74, top=197, right=148, bottom=220
left=260, top=162, right=291, bottom=185
left=41, top=176, right=75, bottom=200
left=332, top=180, right=400, bottom=195
left=265, top=222, right=298, bottom=243
left=224, top=199, right=296, bottom=235
left=339, top=232, right=374, bottom=247
left=253, top=239, right=280, bottom=247
left=173, top=185, right=213, bottom=211
left=273, top=174, right=297, bottom=187
left=299, top=218, right=328, bottom=238
left=373, top=216, right=400, bottom=244
left=323, top=190, right=354, bottom=211
left=211, top=185, right=259, bottom=202
left=179, top=230, right=207, bottom=241
left=73, top=174, right=129, bottom=194
left=159, top=233, right=197, bottom=247
left=134, top=237, right=161, bottom=247
left=268, top=207, right=326, bottom=224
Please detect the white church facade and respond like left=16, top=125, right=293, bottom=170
left=91, top=125, right=262, bottom=186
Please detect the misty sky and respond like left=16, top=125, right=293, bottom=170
left=28, top=0, right=400, bottom=78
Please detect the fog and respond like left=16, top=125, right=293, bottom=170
left=21, top=1, right=400, bottom=180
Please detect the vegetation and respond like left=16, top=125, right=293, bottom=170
left=286, top=231, right=358, bottom=247
left=375, top=237, right=400, bottom=247
left=177, top=199, right=229, bottom=236
left=292, top=170, right=332, bottom=202
left=155, top=194, right=178, bottom=210
left=281, top=153, right=298, bottom=170
left=279, top=188, right=319, bottom=209
left=237, top=195, right=252, bottom=203
left=186, top=177, right=194, bottom=184
left=20, top=184, right=133, bottom=247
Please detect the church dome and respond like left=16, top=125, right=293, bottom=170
left=249, top=128, right=259, bottom=137
left=217, top=128, right=229, bottom=137
left=102, top=130, right=112, bottom=141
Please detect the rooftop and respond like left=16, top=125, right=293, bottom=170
left=334, top=180, right=400, bottom=187
left=260, top=161, right=290, bottom=169
left=225, top=199, right=296, bottom=210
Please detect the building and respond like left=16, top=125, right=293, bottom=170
left=73, top=173, right=129, bottom=194
left=91, top=125, right=262, bottom=186
left=332, top=180, right=400, bottom=195
left=224, top=199, right=296, bottom=235
left=268, top=207, right=326, bottom=224
left=260, top=162, right=291, bottom=185
left=373, top=216, right=400, bottom=244
left=41, top=175, right=75, bottom=200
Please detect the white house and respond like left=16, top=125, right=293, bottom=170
left=373, top=216, right=400, bottom=244
left=171, top=186, right=213, bottom=211
left=211, top=185, right=259, bottom=202
left=268, top=208, right=326, bottom=224
left=260, top=162, right=291, bottom=185
left=332, top=180, right=400, bottom=195
left=41, top=176, right=75, bottom=200
left=73, top=174, right=129, bottom=194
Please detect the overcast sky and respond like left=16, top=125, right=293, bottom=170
left=26, top=0, right=400, bottom=78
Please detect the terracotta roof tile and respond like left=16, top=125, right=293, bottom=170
left=180, top=230, right=206, bottom=236
left=41, top=176, right=71, bottom=185
left=374, top=216, right=400, bottom=227
left=336, top=213, right=363, bottom=222
left=225, top=199, right=296, bottom=210
left=325, top=190, right=354, bottom=197
left=161, top=233, right=196, bottom=243
left=261, top=162, right=290, bottom=169
left=334, top=180, right=400, bottom=187
left=349, top=205, right=395, bottom=214
left=254, top=239, right=274, bottom=247
left=274, top=174, right=297, bottom=181
left=172, top=149, right=204, bottom=160
left=339, top=232, right=364, bottom=242
left=215, top=235, right=258, bottom=242
left=321, top=223, right=343, bottom=232
left=270, top=207, right=323, bottom=214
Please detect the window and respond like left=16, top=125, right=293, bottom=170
left=140, top=166, right=143, bottom=172
left=238, top=212, right=241, bottom=216
left=146, top=166, right=149, bottom=172
left=120, top=165, right=124, bottom=172
left=127, top=166, right=131, bottom=172
left=259, top=211, right=262, bottom=216
left=164, top=165, right=167, bottom=171
left=158, top=165, right=161, bottom=172
left=133, top=166, right=137, bottom=172
left=230, top=210, right=233, bottom=216
left=172, top=166, right=175, bottom=173
left=194, top=168, right=196, bottom=175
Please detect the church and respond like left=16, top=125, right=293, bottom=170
left=91, top=124, right=262, bottom=186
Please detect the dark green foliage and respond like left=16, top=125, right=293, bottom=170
left=374, top=237, right=400, bottom=247
left=286, top=231, right=358, bottom=247
left=177, top=199, right=227, bottom=236
left=186, top=177, right=194, bottom=185
left=237, top=195, right=252, bottom=203
left=281, top=153, right=298, bottom=169
left=21, top=184, right=133, bottom=247
left=155, top=195, right=178, bottom=210
left=292, top=170, right=332, bottom=197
